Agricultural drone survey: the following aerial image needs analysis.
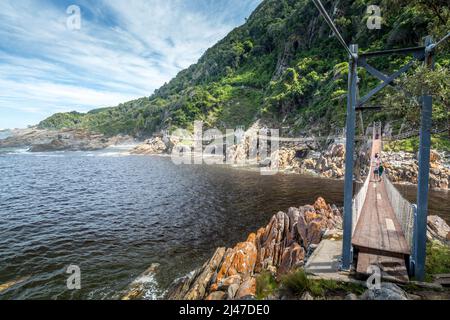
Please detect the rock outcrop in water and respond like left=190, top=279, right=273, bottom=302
left=121, top=263, right=161, bottom=300
left=277, top=143, right=346, bottom=179
left=0, top=128, right=134, bottom=152
left=130, top=137, right=169, bottom=155
left=165, top=197, right=343, bottom=300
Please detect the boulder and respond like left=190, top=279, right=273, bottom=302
left=430, top=150, right=441, bottom=163
left=215, top=241, right=257, bottom=284
left=427, top=215, right=450, bottom=244
left=277, top=243, right=305, bottom=277
left=131, top=137, right=168, bottom=155
left=121, top=263, right=160, bottom=300
left=235, top=278, right=256, bottom=299
left=166, top=247, right=226, bottom=300
left=296, top=206, right=326, bottom=249
left=258, top=211, right=290, bottom=269
left=302, top=158, right=316, bottom=170
left=360, top=283, right=408, bottom=300
left=217, top=275, right=242, bottom=291
left=331, top=144, right=345, bottom=158
left=286, top=208, right=300, bottom=245
left=296, top=212, right=308, bottom=248
left=313, top=197, right=329, bottom=212
left=206, top=291, right=227, bottom=300
left=227, top=283, right=240, bottom=300
left=307, top=220, right=323, bottom=247
left=30, top=139, right=67, bottom=152
left=300, top=292, right=315, bottom=300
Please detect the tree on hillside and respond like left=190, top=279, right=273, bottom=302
left=382, top=65, right=450, bottom=136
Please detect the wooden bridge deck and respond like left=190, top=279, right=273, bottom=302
left=352, top=136, right=410, bottom=280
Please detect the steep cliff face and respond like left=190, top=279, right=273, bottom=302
left=38, top=0, right=449, bottom=139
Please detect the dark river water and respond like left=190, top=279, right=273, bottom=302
left=0, top=148, right=449, bottom=300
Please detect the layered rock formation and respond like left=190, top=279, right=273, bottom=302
left=296, top=143, right=346, bottom=179
left=130, top=137, right=168, bottom=155
left=0, top=128, right=134, bottom=152
left=384, top=150, right=449, bottom=190
left=165, top=197, right=342, bottom=300
left=223, top=124, right=347, bottom=179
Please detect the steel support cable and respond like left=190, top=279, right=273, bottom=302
left=426, top=31, right=450, bottom=53
left=435, top=32, right=450, bottom=48
left=312, top=0, right=356, bottom=59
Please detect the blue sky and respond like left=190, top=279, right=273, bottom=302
left=0, top=0, right=262, bottom=129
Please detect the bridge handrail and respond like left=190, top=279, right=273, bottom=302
left=352, top=124, right=379, bottom=235
left=384, top=176, right=416, bottom=249
left=352, top=169, right=371, bottom=235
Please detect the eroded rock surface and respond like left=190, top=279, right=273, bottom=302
left=165, top=198, right=342, bottom=300
left=427, top=215, right=450, bottom=245
left=384, top=150, right=449, bottom=190
left=131, top=137, right=168, bottom=155
left=0, top=128, right=133, bottom=152
left=360, top=283, right=408, bottom=301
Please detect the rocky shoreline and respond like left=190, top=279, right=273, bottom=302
left=130, top=131, right=449, bottom=190
left=165, top=197, right=343, bottom=300
left=121, top=198, right=450, bottom=301
left=0, top=127, right=135, bottom=152
left=384, top=150, right=450, bottom=190
left=4, top=126, right=447, bottom=191
left=162, top=200, right=450, bottom=301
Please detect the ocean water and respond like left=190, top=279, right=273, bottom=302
left=0, top=148, right=448, bottom=300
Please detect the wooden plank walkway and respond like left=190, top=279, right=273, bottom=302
left=356, top=253, right=409, bottom=283
left=352, top=134, right=410, bottom=280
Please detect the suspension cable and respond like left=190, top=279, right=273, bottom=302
left=312, top=0, right=356, bottom=59
left=435, top=32, right=450, bottom=48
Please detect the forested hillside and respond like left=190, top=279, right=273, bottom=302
left=39, top=0, right=449, bottom=142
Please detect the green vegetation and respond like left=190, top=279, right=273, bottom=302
left=256, top=271, right=279, bottom=300
left=384, top=134, right=450, bottom=153
left=279, top=269, right=365, bottom=298
left=39, top=0, right=450, bottom=145
left=425, top=242, right=450, bottom=282
left=383, top=65, right=450, bottom=140
left=39, top=97, right=164, bottom=137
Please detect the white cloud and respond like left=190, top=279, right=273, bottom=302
left=0, top=0, right=262, bottom=129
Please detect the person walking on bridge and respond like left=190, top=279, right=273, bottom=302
left=378, top=163, right=384, bottom=182
left=373, top=153, right=381, bottom=181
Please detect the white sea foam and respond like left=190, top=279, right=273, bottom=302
left=134, top=272, right=164, bottom=300
left=4, top=148, right=30, bottom=155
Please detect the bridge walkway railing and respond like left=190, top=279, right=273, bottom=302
left=351, top=123, right=418, bottom=272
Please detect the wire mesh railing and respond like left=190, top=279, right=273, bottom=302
left=384, top=176, right=416, bottom=250
left=352, top=171, right=371, bottom=235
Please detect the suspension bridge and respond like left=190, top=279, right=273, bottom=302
left=312, top=0, right=450, bottom=281
left=351, top=124, right=414, bottom=282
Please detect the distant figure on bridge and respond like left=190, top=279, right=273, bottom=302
left=378, top=164, right=384, bottom=182
left=373, top=153, right=381, bottom=181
